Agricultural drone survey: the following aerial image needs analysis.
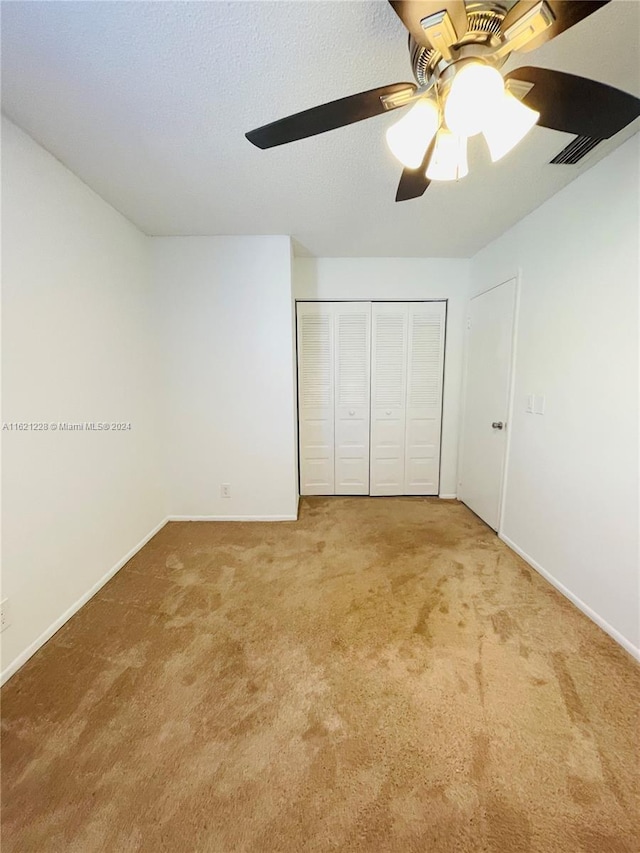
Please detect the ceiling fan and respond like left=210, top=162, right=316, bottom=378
left=245, top=1, right=640, bottom=202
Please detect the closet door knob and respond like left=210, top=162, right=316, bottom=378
left=386, top=409, right=392, bottom=415
left=349, top=409, right=355, bottom=416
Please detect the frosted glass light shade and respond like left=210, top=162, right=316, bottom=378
left=426, top=129, right=468, bottom=181
left=483, top=91, right=540, bottom=162
left=444, top=61, right=505, bottom=137
left=385, top=99, right=440, bottom=169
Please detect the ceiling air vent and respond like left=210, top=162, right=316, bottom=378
left=550, top=135, right=604, bottom=165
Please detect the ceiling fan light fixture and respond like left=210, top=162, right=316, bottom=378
left=444, top=61, right=505, bottom=137
left=426, top=128, right=468, bottom=181
left=482, top=91, right=540, bottom=162
left=385, top=98, right=440, bottom=169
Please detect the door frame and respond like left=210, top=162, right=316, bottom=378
left=456, top=275, right=520, bottom=533
left=294, top=299, right=448, bottom=498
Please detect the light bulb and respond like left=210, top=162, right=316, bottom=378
left=444, top=61, right=505, bottom=137
left=385, top=98, right=440, bottom=169
left=426, top=129, right=468, bottom=181
left=482, top=91, right=540, bottom=162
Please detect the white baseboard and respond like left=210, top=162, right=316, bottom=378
left=439, top=494, right=458, bottom=500
left=169, top=495, right=301, bottom=523
left=500, top=533, right=640, bottom=662
left=168, top=514, right=298, bottom=522
left=0, top=517, right=169, bottom=686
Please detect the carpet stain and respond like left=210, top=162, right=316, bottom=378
left=474, top=659, right=485, bottom=706
left=567, top=775, right=599, bottom=806
left=390, top=572, right=416, bottom=592
left=413, top=594, right=440, bottom=640
left=471, top=732, right=490, bottom=783
left=519, top=565, right=533, bottom=583
left=552, top=651, right=588, bottom=724
left=485, top=795, right=533, bottom=853
left=1, top=497, right=639, bottom=853
left=491, top=608, right=516, bottom=642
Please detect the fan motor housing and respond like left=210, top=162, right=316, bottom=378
left=410, top=3, right=509, bottom=87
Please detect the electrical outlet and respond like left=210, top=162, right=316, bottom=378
left=221, top=483, right=231, bottom=499
left=0, top=598, right=11, bottom=633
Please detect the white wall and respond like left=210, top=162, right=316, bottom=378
left=153, top=236, right=298, bottom=520
left=471, top=133, right=640, bottom=656
left=294, top=257, right=471, bottom=497
left=1, top=117, right=166, bottom=680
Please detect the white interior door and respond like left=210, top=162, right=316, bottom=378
left=334, top=303, right=371, bottom=495
left=370, top=303, right=409, bottom=496
left=458, top=280, right=517, bottom=530
left=297, top=303, right=335, bottom=495
left=404, top=302, right=446, bottom=495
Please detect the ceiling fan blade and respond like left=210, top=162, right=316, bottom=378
left=395, top=137, right=436, bottom=202
left=388, top=1, right=468, bottom=50
left=506, top=67, right=640, bottom=138
left=246, top=83, right=416, bottom=149
left=501, top=1, right=610, bottom=53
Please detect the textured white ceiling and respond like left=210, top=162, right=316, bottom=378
left=2, top=0, right=639, bottom=257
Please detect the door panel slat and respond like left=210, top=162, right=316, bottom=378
left=297, top=305, right=335, bottom=495
left=404, top=303, right=446, bottom=496
left=370, top=304, right=409, bottom=496
left=335, top=304, right=371, bottom=495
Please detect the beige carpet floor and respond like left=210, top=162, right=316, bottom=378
left=1, top=497, right=638, bottom=852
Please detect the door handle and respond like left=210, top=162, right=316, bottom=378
left=492, top=421, right=504, bottom=430
left=349, top=409, right=355, bottom=416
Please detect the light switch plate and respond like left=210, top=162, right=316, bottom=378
left=526, top=394, right=535, bottom=413
left=534, top=395, right=545, bottom=415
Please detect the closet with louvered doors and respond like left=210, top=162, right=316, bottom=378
left=296, top=301, right=445, bottom=497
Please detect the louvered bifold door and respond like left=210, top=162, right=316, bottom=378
left=370, top=303, right=409, bottom=496
left=297, top=303, right=335, bottom=495
left=334, top=303, right=371, bottom=495
left=404, top=302, right=446, bottom=495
